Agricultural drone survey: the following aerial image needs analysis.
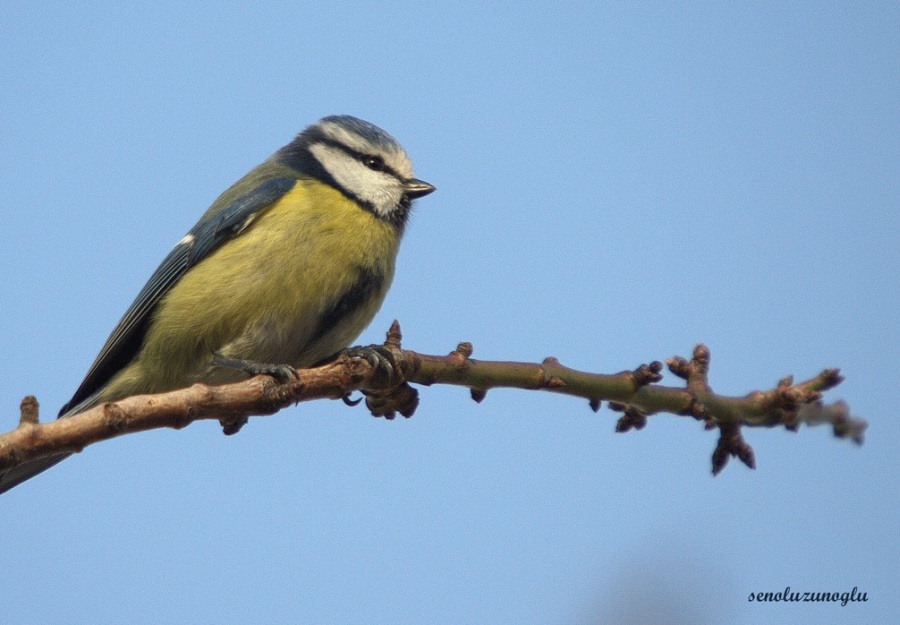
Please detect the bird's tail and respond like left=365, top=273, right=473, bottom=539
left=0, top=453, right=71, bottom=495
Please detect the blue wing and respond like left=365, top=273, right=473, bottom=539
left=59, top=176, right=297, bottom=416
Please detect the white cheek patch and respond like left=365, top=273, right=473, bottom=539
left=309, top=143, right=405, bottom=218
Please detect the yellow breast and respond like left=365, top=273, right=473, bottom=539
left=130, top=179, right=401, bottom=391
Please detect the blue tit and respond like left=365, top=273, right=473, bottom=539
left=1, top=115, right=435, bottom=494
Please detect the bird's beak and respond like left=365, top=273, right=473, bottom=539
left=404, top=178, right=436, bottom=199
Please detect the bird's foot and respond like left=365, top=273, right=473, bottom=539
left=342, top=344, right=418, bottom=419
left=212, top=355, right=299, bottom=435
left=343, top=344, right=397, bottom=385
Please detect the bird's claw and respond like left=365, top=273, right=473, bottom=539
left=344, top=345, right=397, bottom=385
left=342, top=393, right=363, bottom=407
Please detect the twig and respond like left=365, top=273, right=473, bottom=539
left=0, top=322, right=866, bottom=475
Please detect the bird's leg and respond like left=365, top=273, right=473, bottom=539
left=212, top=355, right=298, bottom=383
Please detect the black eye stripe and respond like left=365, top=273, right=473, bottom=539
left=317, top=138, right=402, bottom=180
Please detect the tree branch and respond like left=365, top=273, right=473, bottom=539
left=1, top=321, right=866, bottom=476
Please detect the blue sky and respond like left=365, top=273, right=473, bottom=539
left=1, top=3, right=897, bottom=624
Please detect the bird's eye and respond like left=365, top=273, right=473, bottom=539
left=363, top=155, right=386, bottom=172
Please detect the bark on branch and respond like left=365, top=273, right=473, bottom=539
left=1, top=322, right=866, bottom=476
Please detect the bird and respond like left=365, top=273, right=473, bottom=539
left=0, top=115, right=435, bottom=494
